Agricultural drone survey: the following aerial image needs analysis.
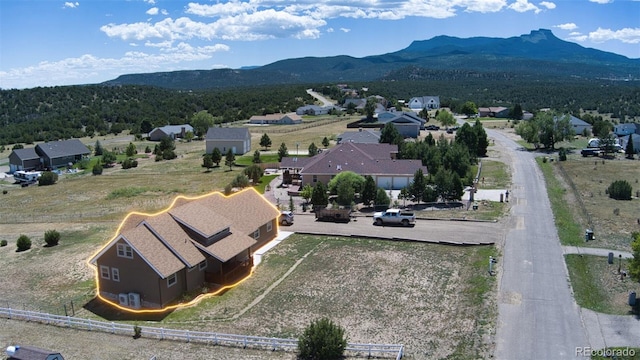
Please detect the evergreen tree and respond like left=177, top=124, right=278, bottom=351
left=252, top=149, right=262, bottom=164
left=125, top=142, right=137, bottom=157
left=322, top=137, right=330, bottom=148
left=380, top=123, right=400, bottom=144
left=300, top=184, right=313, bottom=204
left=625, top=134, right=635, bottom=159
left=474, top=120, right=489, bottom=157
left=191, top=110, right=215, bottom=138
left=225, top=149, right=235, bottom=171
left=202, top=154, right=214, bottom=170
left=629, top=232, right=640, bottom=282
left=361, top=175, right=377, bottom=208
left=410, top=169, right=427, bottom=203
left=375, top=187, right=391, bottom=209
left=94, top=140, right=103, bottom=156
left=260, top=133, right=272, bottom=150
left=298, top=318, right=347, bottom=360
left=211, top=147, right=222, bottom=166
left=436, top=110, right=456, bottom=129
left=243, top=164, right=263, bottom=184
left=311, top=182, right=329, bottom=209
left=308, top=142, right=318, bottom=157
left=511, top=104, right=523, bottom=120
left=277, top=142, right=288, bottom=162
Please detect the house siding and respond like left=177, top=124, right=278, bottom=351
left=206, top=139, right=248, bottom=155
left=251, top=220, right=278, bottom=253
left=96, top=240, right=166, bottom=308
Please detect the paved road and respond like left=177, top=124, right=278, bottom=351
left=282, top=213, right=502, bottom=245
left=492, top=129, right=590, bottom=359
left=306, top=88, right=333, bottom=107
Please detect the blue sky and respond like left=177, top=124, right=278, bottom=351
left=1, top=0, right=639, bottom=89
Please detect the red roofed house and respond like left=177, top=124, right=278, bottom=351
left=280, top=142, right=428, bottom=190
left=89, top=188, right=281, bottom=310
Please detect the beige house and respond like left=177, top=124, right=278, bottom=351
left=249, top=112, right=302, bottom=125
left=89, top=188, right=280, bottom=310
left=205, top=127, right=251, bottom=155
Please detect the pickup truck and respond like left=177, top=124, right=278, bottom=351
left=580, top=148, right=601, bottom=157
left=373, top=209, right=416, bottom=226
left=280, top=211, right=294, bottom=225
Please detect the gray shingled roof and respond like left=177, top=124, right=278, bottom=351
left=36, top=139, right=90, bottom=159
left=11, top=148, right=39, bottom=161
left=284, top=142, right=426, bottom=177
left=205, top=127, right=249, bottom=140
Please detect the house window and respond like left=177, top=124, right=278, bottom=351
left=167, top=273, right=177, bottom=287
left=111, top=268, right=120, bottom=282
left=253, top=228, right=260, bottom=239
left=313, top=175, right=317, bottom=183
left=199, top=260, right=207, bottom=271
left=266, top=221, right=273, bottom=232
left=117, top=243, right=133, bottom=259
left=100, top=265, right=110, bottom=280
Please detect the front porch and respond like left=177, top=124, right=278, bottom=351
left=205, top=257, right=253, bottom=286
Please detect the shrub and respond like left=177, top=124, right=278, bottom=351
left=607, top=180, right=632, bottom=200
left=298, top=318, right=347, bottom=360
left=558, top=148, right=567, bottom=161
left=0, top=240, right=7, bottom=247
left=38, top=171, right=58, bottom=186
left=16, top=234, right=31, bottom=252
left=92, top=163, right=103, bottom=175
left=122, top=158, right=138, bottom=169
left=44, top=230, right=60, bottom=246
left=2, top=190, right=7, bottom=194
left=133, top=325, right=142, bottom=339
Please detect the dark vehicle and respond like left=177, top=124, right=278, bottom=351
left=446, top=126, right=460, bottom=134
left=581, top=148, right=601, bottom=157
left=425, top=125, right=440, bottom=131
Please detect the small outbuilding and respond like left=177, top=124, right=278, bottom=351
left=5, top=345, right=64, bottom=360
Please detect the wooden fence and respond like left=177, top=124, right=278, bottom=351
left=0, top=307, right=403, bottom=359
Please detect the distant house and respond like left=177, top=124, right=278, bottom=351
left=36, top=139, right=91, bottom=170
left=248, top=113, right=302, bottom=125
left=408, top=96, right=440, bottom=111
left=5, top=345, right=64, bottom=360
left=378, top=111, right=426, bottom=137
left=614, top=123, right=640, bottom=136
left=205, top=127, right=251, bottom=155
left=8, top=148, right=40, bottom=173
left=337, top=129, right=381, bottom=144
left=280, top=142, right=427, bottom=190
left=568, top=115, right=592, bottom=135
left=296, top=105, right=336, bottom=116
left=478, top=107, right=509, bottom=118
left=9, top=139, right=90, bottom=172
left=149, top=124, right=194, bottom=141
left=89, top=188, right=280, bottom=310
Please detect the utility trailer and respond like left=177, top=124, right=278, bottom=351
left=314, top=208, right=352, bottom=223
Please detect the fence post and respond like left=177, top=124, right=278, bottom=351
left=63, top=304, right=68, bottom=317
left=8, top=307, right=12, bottom=319
left=161, top=328, right=164, bottom=340
left=67, top=316, right=71, bottom=327
left=244, top=335, right=247, bottom=349
left=71, top=301, right=75, bottom=316
left=111, top=322, right=115, bottom=334
left=368, top=344, right=372, bottom=357
left=186, top=330, right=190, bottom=343
left=272, top=338, right=276, bottom=351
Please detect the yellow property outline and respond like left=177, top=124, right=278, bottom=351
left=86, top=187, right=281, bottom=314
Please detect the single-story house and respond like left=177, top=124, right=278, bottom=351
left=5, top=345, right=64, bottom=360
left=296, top=105, right=337, bottom=116
left=478, top=107, right=509, bottom=118
left=337, top=129, right=381, bottom=144
left=36, top=139, right=91, bottom=170
left=377, top=113, right=423, bottom=138
left=248, top=113, right=302, bottom=125
left=8, top=148, right=40, bottom=173
left=9, top=139, right=90, bottom=172
left=408, top=96, right=440, bottom=111
left=205, top=127, right=251, bottom=155
left=280, top=142, right=427, bottom=190
left=568, top=115, right=592, bottom=135
left=149, top=124, right=194, bottom=141
left=614, top=123, right=640, bottom=137
left=89, top=188, right=281, bottom=310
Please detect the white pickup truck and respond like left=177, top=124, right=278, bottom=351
left=373, top=209, right=416, bottom=226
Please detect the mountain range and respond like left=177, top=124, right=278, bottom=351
left=103, top=29, right=640, bottom=90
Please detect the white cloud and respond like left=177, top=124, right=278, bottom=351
left=589, top=0, right=613, bottom=3
left=161, top=9, right=169, bottom=16
left=186, top=1, right=256, bottom=17
left=589, top=27, right=640, bottom=44
left=539, top=1, right=556, bottom=10
left=566, top=34, right=588, bottom=42
left=555, top=23, right=578, bottom=31
left=340, top=28, right=350, bottom=33
left=146, top=7, right=159, bottom=16
left=0, top=43, right=230, bottom=89
left=145, top=0, right=156, bottom=4
left=508, top=0, right=541, bottom=13
left=63, top=2, right=79, bottom=9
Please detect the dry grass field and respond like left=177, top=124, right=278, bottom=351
left=0, top=116, right=501, bottom=359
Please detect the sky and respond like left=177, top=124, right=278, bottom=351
left=1, top=0, right=639, bottom=90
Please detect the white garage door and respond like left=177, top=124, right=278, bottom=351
left=377, top=176, right=393, bottom=189
left=393, top=177, right=409, bottom=190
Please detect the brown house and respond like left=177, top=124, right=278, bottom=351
left=89, top=188, right=280, bottom=310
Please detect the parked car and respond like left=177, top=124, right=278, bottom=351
left=446, top=126, right=460, bottom=134
left=315, top=208, right=351, bottom=222
left=373, top=209, right=416, bottom=226
left=425, top=125, right=440, bottom=131
left=580, top=148, right=601, bottom=157
left=280, top=211, right=294, bottom=225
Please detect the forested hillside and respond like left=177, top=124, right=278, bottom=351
left=1, top=76, right=638, bottom=146
left=0, top=84, right=313, bottom=145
